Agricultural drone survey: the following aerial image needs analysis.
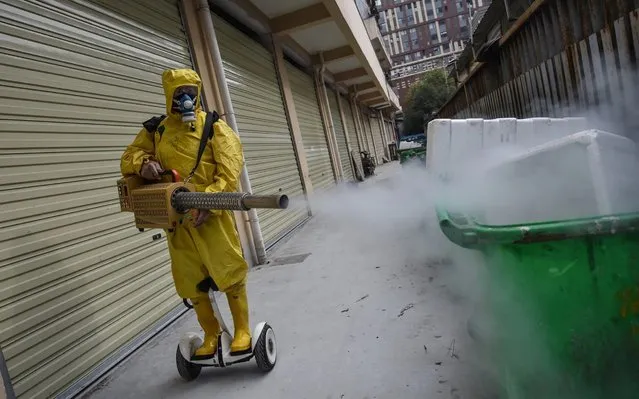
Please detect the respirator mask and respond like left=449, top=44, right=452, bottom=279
left=173, top=86, right=198, bottom=123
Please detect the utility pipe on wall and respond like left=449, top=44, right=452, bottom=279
left=196, top=0, right=266, bottom=265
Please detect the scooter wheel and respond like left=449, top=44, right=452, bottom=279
left=176, top=345, right=202, bottom=381
left=254, top=323, right=277, bottom=372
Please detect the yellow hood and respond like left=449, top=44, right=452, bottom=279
left=162, top=68, right=202, bottom=118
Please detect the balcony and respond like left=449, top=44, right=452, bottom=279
left=211, top=0, right=401, bottom=111
left=362, top=16, right=392, bottom=71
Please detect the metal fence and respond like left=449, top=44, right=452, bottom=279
left=436, top=0, right=639, bottom=137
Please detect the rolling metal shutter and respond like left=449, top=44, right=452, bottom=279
left=340, top=95, right=364, bottom=179
left=362, top=111, right=376, bottom=158
left=326, top=88, right=354, bottom=182
left=212, top=14, right=308, bottom=247
left=370, top=115, right=385, bottom=163
left=385, top=119, right=395, bottom=143
left=0, top=0, right=192, bottom=397
left=285, top=61, right=336, bottom=192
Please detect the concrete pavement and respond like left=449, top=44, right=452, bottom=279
left=83, top=162, right=498, bottom=399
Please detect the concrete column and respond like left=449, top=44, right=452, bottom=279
left=378, top=110, right=390, bottom=160
left=335, top=93, right=356, bottom=177
left=180, top=0, right=256, bottom=265
left=362, top=109, right=378, bottom=162
left=351, top=97, right=370, bottom=155
left=270, top=35, right=315, bottom=208
left=313, top=66, right=344, bottom=182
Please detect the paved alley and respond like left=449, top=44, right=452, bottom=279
left=83, top=163, right=497, bottom=399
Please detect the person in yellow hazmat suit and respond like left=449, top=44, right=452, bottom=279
left=120, top=68, right=252, bottom=360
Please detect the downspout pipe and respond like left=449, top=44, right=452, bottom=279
left=196, top=0, right=266, bottom=265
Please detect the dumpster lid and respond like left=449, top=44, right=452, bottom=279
left=437, top=206, right=639, bottom=248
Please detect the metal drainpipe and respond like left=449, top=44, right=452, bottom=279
left=196, top=0, right=266, bottom=265
left=316, top=59, right=344, bottom=181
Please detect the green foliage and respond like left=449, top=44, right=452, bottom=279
left=402, top=69, right=455, bottom=134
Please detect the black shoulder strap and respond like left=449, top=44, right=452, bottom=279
left=188, top=111, right=220, bottom=180
left=142, top=115, right=166, bottom=133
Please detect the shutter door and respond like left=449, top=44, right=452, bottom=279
left=340, top=95, right=364, bottom=179
left=363, top=113, right=376, bottom=158
left=212, top=14, right=308, bottom=247
left=370, top=115, right=385, bottom=163
left=0, top=0, right=191, bottom=397
left=385, top=119, right=395, bottom=143
left=285, top=62, right=336, bottom=192
left=326, top=88, right=354, bottom=181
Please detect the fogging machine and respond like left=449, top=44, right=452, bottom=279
left=117, top=169, right=289, bottom=231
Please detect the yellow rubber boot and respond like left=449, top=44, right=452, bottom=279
left=226, top=283, right=252, bottom=354
left=191, top=296, right=220, bottom=360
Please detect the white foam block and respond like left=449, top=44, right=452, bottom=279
left=477, top=129, right=639, bottom=225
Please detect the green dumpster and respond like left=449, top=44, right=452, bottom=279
left=398, top=147, right=426, bottom=165
left=437, top=207, right=639, bottom=398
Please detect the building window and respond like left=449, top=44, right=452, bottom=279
left=375, top=0, right=382, bottom=6
left=396, top=6, right=405, bottom=27
left=404, top=54, right=412, bottom=62
left=458, top=14, right=468, bottom=36
left=435, top=0, right=443, bottom=16
left=428, top=22, right=438, bottom=42
left=400, top=29, right=410, bottom=51
left=425, top=1, right=434, bottom=19
left=439, top=20, right=448, bottom=41
left=379, top=11, right=388, bottom=34
left=409, top=27, right=418, bottom=49
left=456, top=0, right=464, bottom=13
left=406, top=4, right=415, bottom=25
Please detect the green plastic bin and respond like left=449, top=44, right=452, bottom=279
left=437, top=207, right=639, bottom=399
left=398, top=148, right=426, bottom=165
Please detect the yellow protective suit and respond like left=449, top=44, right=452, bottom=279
left=120, top=68, right=251, bottom=357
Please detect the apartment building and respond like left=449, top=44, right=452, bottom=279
left=373, top=0, right=491, bottom=104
